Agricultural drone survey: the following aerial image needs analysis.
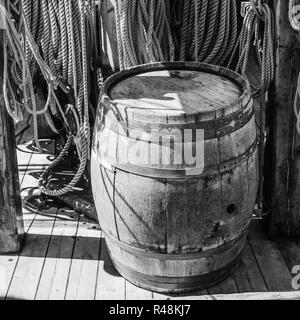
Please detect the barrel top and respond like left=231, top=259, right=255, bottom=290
left=110, top=70, right=241, bottom=115
left=103, top=62, right=252, bottom=122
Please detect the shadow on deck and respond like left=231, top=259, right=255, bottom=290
left=1, top=137, right=299, bottom=301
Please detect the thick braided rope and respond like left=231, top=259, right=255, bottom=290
left=179, top=0, right=190, bottom=60
left=114, top=0, right=124, bottom=70
left=194, top=0, right=207, bottom=60
left=289, top=0, right=300, bottom=30
left=228, top=3, right=274, bottom=98
left=204, top=1, right=227, bottom=64
left=172, top=0, right=238, bottom=65
left=199, top=0, right=219, bottom=61
left=223, top=0, right=238, bottom=65
left=115, top=0, right=175, bottom=68
left=38, top=0, right=94, bottom=196
left=59, top=1, right=69, bottom=81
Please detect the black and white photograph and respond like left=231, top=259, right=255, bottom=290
left=0, top=0, right=300, bottom=308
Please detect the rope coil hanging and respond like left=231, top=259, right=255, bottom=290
left=114, top=0, right=238, bottom=69
left=1, top=0, right=276, bottom=197
left=1, top=0, right=99, bottom=196
left=228, top=0, right=274, bottom=98
left=115, top=0, right=175, bottom=70
left=174, top=0, right=238, bottom=65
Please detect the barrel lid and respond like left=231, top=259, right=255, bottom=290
left=102, top=62, right=252, bottom=123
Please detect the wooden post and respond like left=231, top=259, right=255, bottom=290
left=99, top=0, right=120, bottom=72
left=266, top=0, right=300, bottom=237
left=0, top=32, right=24, bottom=253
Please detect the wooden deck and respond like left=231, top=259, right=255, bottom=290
left=0, top=139, right=300, bottom=300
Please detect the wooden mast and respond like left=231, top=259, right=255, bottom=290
left=266, top=0, right=300, bottom=237
left=0, top=31, right=24, bottom=253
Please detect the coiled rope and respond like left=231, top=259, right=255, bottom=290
left=228, top=0, right=274, bottom=98
left=289, top=0, right=300, bottom=135
left=114, top=0, right=238, bottom=68
left=173, top=0, right=238, bottom=65
left=289, top=0, right=300, bottom=31
left=0, top=0, right=99, bottom=196
left=226, top=0, right=274, bottom=215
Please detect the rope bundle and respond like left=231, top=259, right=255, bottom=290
left=114, top=0, right=175, bottom=70
left=114, top=0, right=238, bottom=68
left=1, top=0, right=277, bottom=198
left=228, top=0, right=274, bottom=98
left=1, top=0, right=99, bottom=196
left=173, top=0, right=238, bottom=65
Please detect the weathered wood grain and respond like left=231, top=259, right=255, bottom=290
left=99, top=0, right=119, bottom=71
left=171, top=291, right=300, bottom=300
left=65, top=222, right=102, bottom=300
left=92, top=62, right=258, bottom=293
left=125, top=281, right=153, bottom=300
left=0, top=33, right=24, bottom=253
left=5, top=211, right=56, bottom=300
left=35, top=211, right=78, bottom=300
left=95, top=238, right=126, bottom=300
left=277, top=239, right=300, bottom=275
left=248, top=221, right=293, bottom=291
left=111, top=71, right=241, bottom=114
left=0, top=150, right=35, bottom=300
left=267, top=0, right=300, bottom=237
left=234, top=240, right=268, bottom=293
left=208, top=276, right=239, bottom=295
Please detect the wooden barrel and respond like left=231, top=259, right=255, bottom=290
left=91, top=62, right=258, bottom=293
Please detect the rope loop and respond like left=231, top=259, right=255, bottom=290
left=1, top=0, right=99, bottom=196
left=228, top=1, right=274, bottom=98
left=250, top=0, right=264, bottom=19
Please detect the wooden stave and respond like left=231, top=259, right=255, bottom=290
left=97, top=100, right=254, bottom=141
left=93, top=61, right=256, bottom=178
left=110, top=256, right=241, bottom=294
left=93, top=113, right=257, bottom=178
left=91, top=147, right=258, bottom=254
left=105, top=233, right=247, bottom=294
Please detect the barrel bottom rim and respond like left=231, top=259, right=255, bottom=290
left=110, top=255, right=241, bottom=294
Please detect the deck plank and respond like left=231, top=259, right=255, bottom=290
left=277, top=239, right=300, bottom=273
left=125, top=281, right=153, bottom=300
left=35, top=210, right=78, bottom=300
left=3, top=138, right=299, bottom=300
left=95, top=239, right=126, bottom=300
left=0, top=144, right=37, bottom=300
left=152, top=291, right=180, bottom=300
left=17, top=144, right=33, bottom=184
left=0, top=208, right=34, bottom=301
left=65, top=222, right=102, bottom=300
left=234, top=241, right=268, bottom=293
left=171, top=291, right=300, bottom=300
left=248, top=221, right=293, bottom=291
left=208, top=276, right=239, bottom=295
left=5, top=211, right=56, bottom=300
